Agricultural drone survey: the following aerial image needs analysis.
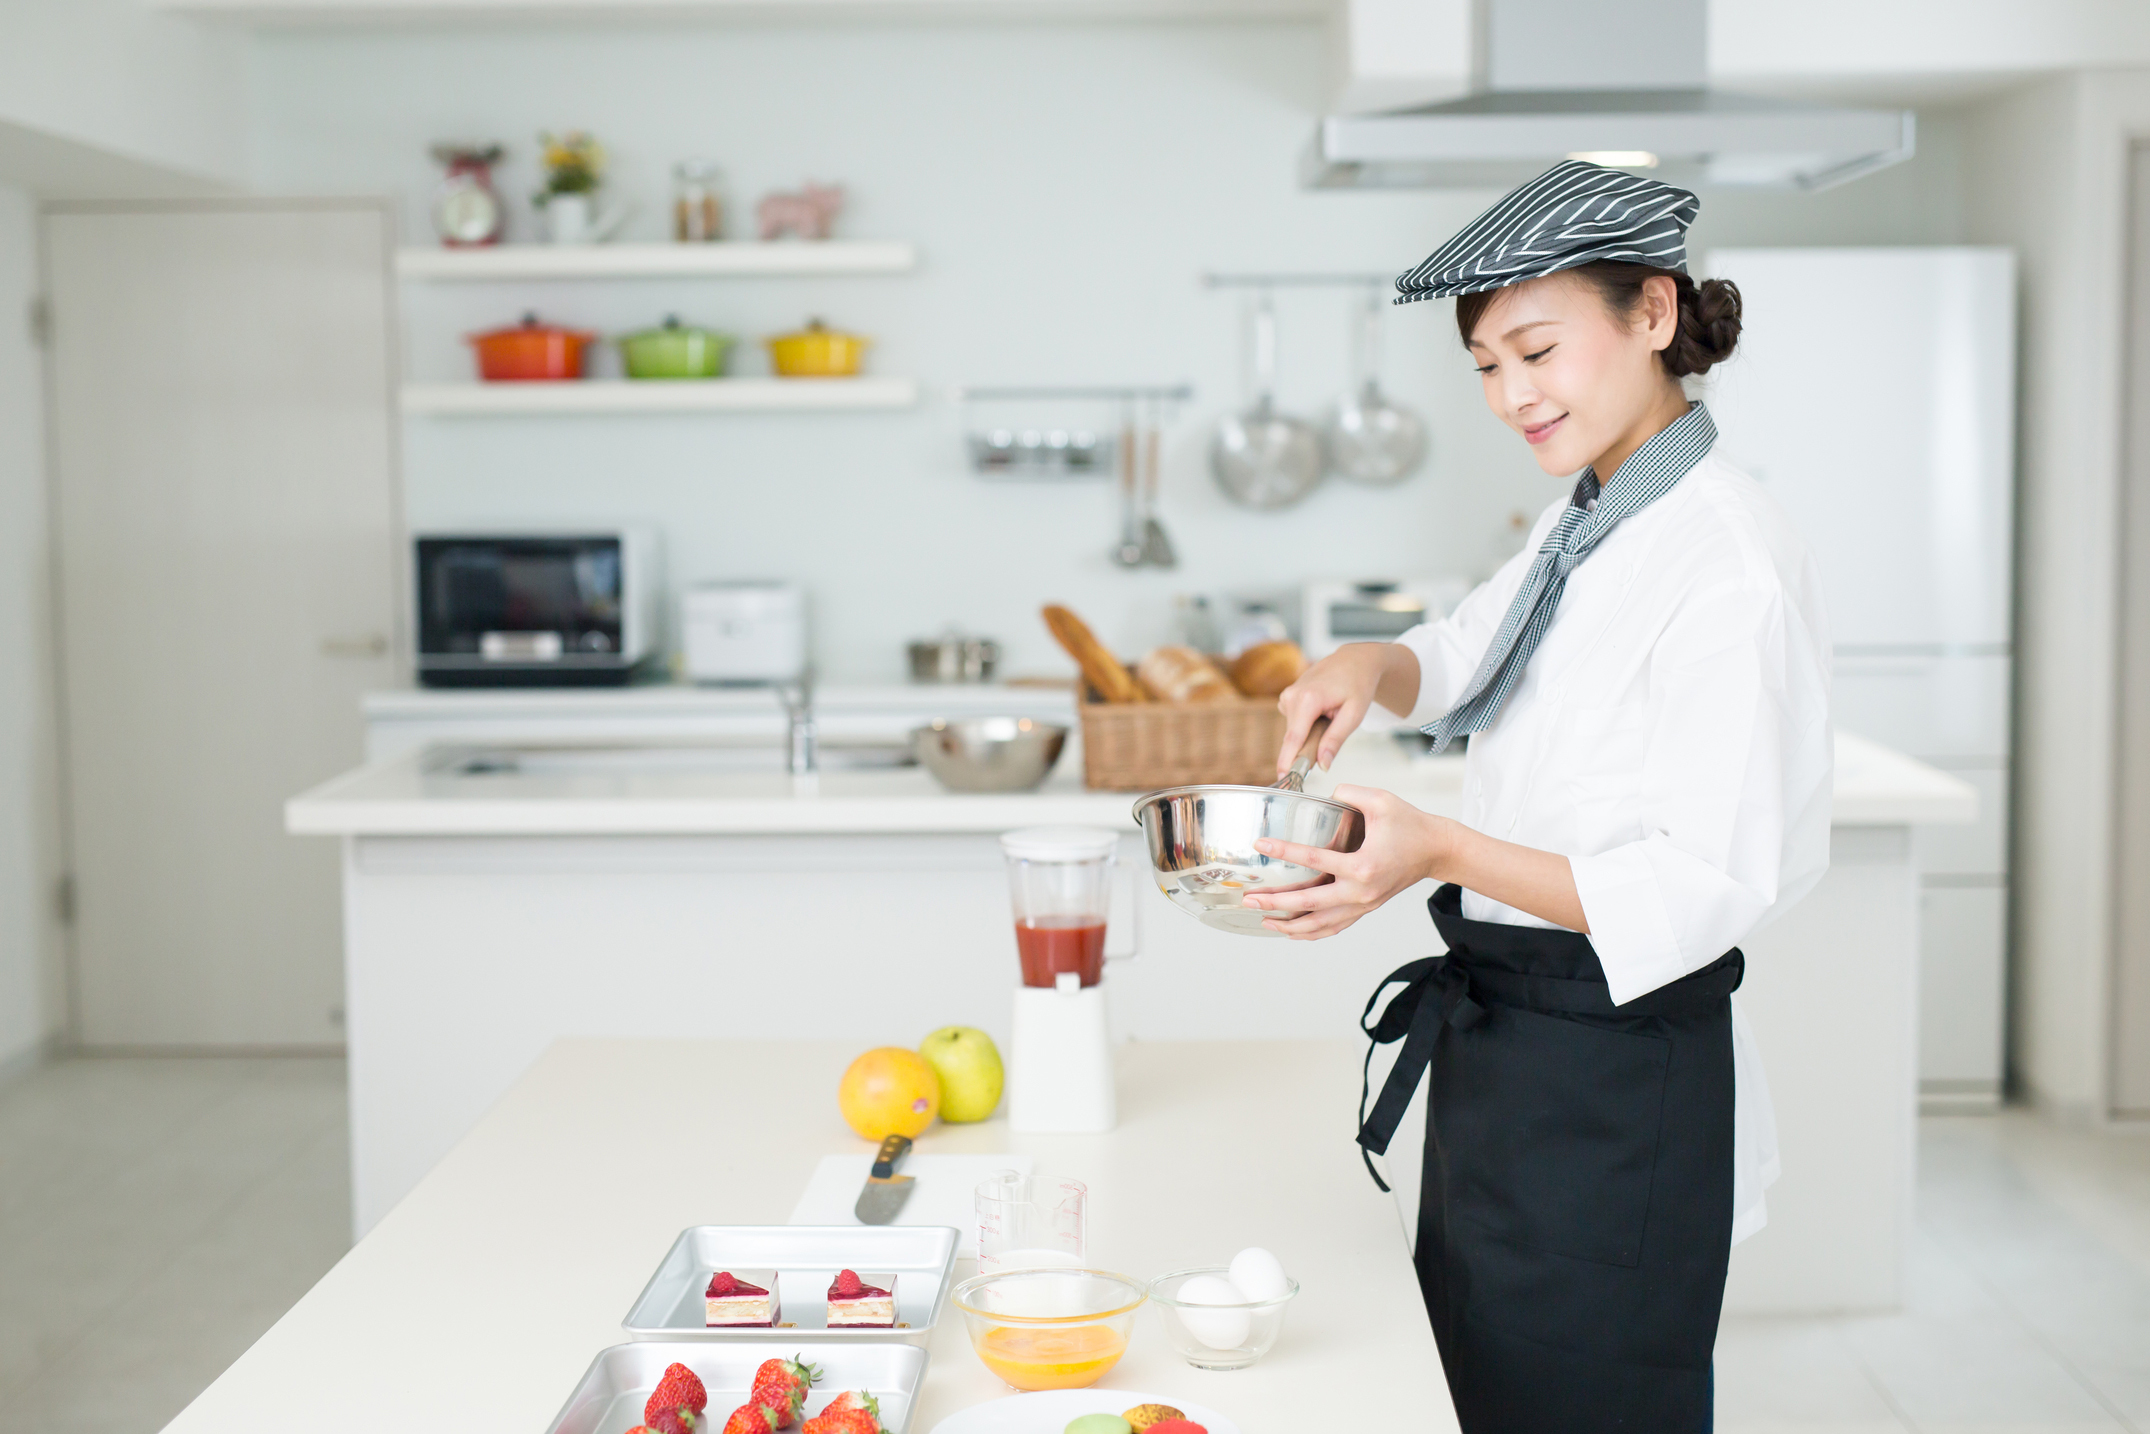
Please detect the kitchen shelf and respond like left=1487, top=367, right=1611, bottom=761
left=401, top=378, right=919, bottom=415
left=396, top=242, right=917, bottom=280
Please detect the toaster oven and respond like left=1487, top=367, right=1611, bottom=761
left=414, top=530, right=660, bottom=687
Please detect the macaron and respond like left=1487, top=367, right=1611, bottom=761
left=1064, top=1417, right=1131, bottom=1434
left=1121, top=1408, right=1184, bottom=1433
left=1144, top=1422, right=1208, bottom=1434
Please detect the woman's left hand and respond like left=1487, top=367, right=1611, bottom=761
left=1243, top=785, right=1457, bottom=939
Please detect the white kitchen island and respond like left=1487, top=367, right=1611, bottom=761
left=161, top=1039, right=1461, bottom=1434
left=289, top=708, right=1973, bottom=1316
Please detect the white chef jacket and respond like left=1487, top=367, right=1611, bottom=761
left=1385, top=448, right=1832, bottom=1243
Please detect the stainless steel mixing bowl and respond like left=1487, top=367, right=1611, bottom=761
left=1131, top=782, right=1365, bottom=937
left=913, top=716, right=1067, bottom=792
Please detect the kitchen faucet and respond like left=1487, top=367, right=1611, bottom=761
left=780, top=670, right=817, bottom=778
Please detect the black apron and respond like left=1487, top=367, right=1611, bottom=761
left=1358, top=885, right=1742, bottom=1434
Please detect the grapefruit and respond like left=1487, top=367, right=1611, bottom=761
left=839, top=1047, right=941, bottom=1140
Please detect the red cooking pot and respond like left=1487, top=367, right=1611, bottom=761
left=466, top=312, right=598, bottom=381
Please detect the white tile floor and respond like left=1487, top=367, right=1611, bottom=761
left=1716, top=1114, right=2150, bottom=1434
left=0, top=1057, right=350, bottom=1433
left=0, top=1058, right=2143, bottom=1433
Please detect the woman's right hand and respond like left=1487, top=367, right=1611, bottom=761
left=1275, top=642, right=1417, bottom=775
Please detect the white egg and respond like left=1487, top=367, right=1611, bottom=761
left=1173, top=1273, right=1252, bottom=1350
left=1228, top=1247, right=1291, bottom=1304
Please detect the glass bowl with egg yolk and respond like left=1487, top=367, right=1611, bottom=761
left=950, top=1268, right=1147, bottom=1390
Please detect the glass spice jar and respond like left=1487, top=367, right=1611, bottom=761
left=672, top=160, right=723, bottom=243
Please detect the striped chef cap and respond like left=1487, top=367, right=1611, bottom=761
left=1394, top=160, right=1700, bottom=304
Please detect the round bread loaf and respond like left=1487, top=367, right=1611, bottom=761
left=1136, top=645, right=1238, bottom=704
left=1229, top=639, right=1307, bottom=697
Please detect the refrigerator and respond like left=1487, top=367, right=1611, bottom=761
left=1704, top=247, right=2016, bottom=1111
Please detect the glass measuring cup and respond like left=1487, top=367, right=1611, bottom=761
left=976, top=1170, right=1088, bottom=1273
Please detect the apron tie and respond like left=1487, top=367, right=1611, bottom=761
left=1355, top=956, right=1484, bottom=1191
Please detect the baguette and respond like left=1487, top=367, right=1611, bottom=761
left=1137, top=645, right=1239, bottom=703
left=1042, top=604, right=1146, bottom=703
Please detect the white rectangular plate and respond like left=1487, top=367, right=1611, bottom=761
left=622, top=1225, right=960, bottom=1345
left=547, top=1340, right=928, bottom=1434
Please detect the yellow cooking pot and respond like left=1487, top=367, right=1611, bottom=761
left=766, top=318, right=871, bottom=377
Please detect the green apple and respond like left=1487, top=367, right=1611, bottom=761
left=918, top=1026, right=1004, bottom=1123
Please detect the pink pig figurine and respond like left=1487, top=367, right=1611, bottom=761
left=755, top=183, right=845, bottom=241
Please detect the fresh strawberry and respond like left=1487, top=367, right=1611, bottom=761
left=802, top=1390, right=882, bottom=1434
left=801, top=1408, right=878, bottom=1434
left=723, top=1402, right=786, bottom=1434
left=821, top=1392, right=879, bottom=1420
left=750, top=1356, right=822, bottom=1429
left=644, top=1361, right=708, bottom=1434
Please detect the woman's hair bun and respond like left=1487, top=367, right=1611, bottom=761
left=1666, top=275, right=1742, bottom=378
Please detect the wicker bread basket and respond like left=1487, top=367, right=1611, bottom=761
left=1078, top=693, right=1287, bottom=791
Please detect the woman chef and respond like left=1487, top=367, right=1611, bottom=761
left=1245, top=161, right=1832, bottom=1432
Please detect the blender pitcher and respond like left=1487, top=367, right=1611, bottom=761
left=999, top=827, right=1118, bottom=1132
left=1002, top=827, right=1116, bottom=987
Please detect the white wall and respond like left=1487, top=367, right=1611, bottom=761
left=246, top=19, right=1969, bottom=684
left=1960, top=69, right=2150, bottom=1118
left=0, top=0, right=248, bottom=194
left=0, top=184, right=65, bottom=1073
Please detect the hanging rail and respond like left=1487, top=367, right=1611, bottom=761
left=949, top=383, right=1195, bottom=402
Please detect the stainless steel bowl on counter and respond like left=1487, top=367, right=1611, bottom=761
left=913, top=717, right=1067, bottom=792
left=1130, top=717, right=1365, bottom=937
left=908, top=632, right=1001, bottom=684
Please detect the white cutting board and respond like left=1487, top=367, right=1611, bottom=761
left=789, top=1153, right=1033, bottom=1258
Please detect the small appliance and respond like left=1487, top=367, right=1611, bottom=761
left=413, top=529, right=659, bottom=688
left=682, top=582, right=807, bottom=684
left=1000, top=827, right=1118, bottom=1134
left=1301, top=578, right=1468, bottom=660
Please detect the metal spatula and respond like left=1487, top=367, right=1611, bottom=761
left=853, top=1133, right=916, bottom=1224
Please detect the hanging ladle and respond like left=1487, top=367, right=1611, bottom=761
left=1327, top=285, right=1428, bottom=486
left=1138, top=395, right=1177, bottom=568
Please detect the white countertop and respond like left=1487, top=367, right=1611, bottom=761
left=163, top=1039, right=1457, bottom=1434
left=362, top=683, right=1080, bottom=722
left=288, top=727, right=1975, bottom=837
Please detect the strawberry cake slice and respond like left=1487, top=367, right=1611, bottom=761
left=705, top=1269, right=781, bottom=1327
left=824, top=1269, right=896, bottom=1328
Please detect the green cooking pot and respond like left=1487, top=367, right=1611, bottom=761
left=618, top=315, right=735, bottom=379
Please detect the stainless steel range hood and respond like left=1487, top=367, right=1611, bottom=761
left=1305, top=0, right=1914, bottom=191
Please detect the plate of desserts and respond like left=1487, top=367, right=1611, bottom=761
left=623, top=1226, right=961, bottom=1346
left=544, top=1340, right=929, bottom=1434
left=926, top=1392, right=1239, bottom=1434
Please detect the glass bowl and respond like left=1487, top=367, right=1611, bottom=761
left=950, top=1268, right=1147, bottom=1391
left=1147, top=1266, right=1300, bottom=1370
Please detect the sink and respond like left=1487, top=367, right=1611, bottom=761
left=427, top=743, right=917, bottom=777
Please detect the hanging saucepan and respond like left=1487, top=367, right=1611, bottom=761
left=1210, top=291, right=1326, bottom=509
left=1131, top=718, right=1364, bottom=938
left=1328, top=286, right=1428, bottom=485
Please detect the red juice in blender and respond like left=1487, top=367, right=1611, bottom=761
left=1000, top=827, right=1117, bottom=990
left=1015, top=918, right=1107, bottom=988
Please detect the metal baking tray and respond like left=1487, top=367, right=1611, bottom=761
left=622, top=1225, right=961, bottom=1345
left=546, top=1340, right=929, bottom=1434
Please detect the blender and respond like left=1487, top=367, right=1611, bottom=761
left=999, top=826, right=1118, bottom=1133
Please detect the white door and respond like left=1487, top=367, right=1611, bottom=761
left=43, top=200, right=399, bottom=1047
